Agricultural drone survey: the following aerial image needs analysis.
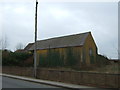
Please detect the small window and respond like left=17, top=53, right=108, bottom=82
left=89, top=48, right=94, bottom=64
left=81, top=53, right=83, bottom=62
left=89, top=48, right=93, bottom=56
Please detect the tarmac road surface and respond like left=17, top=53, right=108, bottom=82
left=2, top=75, right=115, bottom=90
left=2, top=76, right=64, bottom=88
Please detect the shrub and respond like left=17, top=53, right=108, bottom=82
left=96, top=54, right=110, bottom=67
left=2, top=50, right=33, bottom=66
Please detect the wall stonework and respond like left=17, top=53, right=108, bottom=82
left=2, top=66, right=120, bottom=88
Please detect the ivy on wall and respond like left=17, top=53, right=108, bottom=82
left=39, top=49, right=64, bottom=67
left=39, top=47, right=79, bottom=68
left=66, top=47, right=78, bottom=66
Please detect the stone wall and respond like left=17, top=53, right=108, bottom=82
left=2, top=66, right=34, bottom=77
left=2, top=66, right=120, bottom=88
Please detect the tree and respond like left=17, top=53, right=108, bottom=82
left=15, top=43, right=24, bottom=50
left=0, top=38, right=2, bottom=50
left=0, top=36, right=9, bottom=50
left=118, top=49, right=120, bottom=59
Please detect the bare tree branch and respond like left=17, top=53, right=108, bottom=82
left=1, top=36, right=9, bottom=50
left=15, top=43, right=24, bottom=50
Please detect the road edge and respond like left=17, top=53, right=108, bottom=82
left=1, top=73, right=94, bottom=89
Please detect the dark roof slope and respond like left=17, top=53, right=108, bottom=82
left=29, top=32, right=90, bottom=50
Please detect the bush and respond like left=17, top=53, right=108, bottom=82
left=96, top=54, right=110, bottom=67
left=2, top=50, right=33, bottom=66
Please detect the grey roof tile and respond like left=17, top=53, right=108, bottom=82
left=29, top=32, right=90, bottom=50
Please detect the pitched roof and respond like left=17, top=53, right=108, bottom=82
left=24, top=43, right=34, bottom=50
left=28, top=32, right=90, bottom=50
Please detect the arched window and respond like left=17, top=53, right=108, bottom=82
left=89, top=48, right=94, bottom=64
left=89, top=48, right=93, bottom=56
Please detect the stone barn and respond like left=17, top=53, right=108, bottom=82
left=25, top=32, right=98, bottom=67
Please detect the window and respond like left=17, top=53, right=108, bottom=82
left=89, top=48, right=94, bottom=64
left=89, top=48, right=93, bottom=56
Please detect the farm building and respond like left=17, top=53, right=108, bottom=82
left=25, top=32, right=98, bottom=67
left=24, top=43, right=34, bottom=51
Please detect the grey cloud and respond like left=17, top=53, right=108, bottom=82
left=1, top=2, right=118, bottom=58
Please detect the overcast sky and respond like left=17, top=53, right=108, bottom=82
left=0, top=0, right=118, bottom=59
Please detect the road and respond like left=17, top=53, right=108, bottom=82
left=2, top=76, right=113, bottom=90
left=2, top=76, right=66, bottom=88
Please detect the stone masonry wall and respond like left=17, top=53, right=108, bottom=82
left=2, top=66, right=120, bottom=88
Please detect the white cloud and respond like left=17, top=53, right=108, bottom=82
left=49, top=7, right=70, bottom=19
left=14, top=7, right=27, bottom=14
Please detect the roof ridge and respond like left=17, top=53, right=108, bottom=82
left=37, top=31, right=90, bottom=42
